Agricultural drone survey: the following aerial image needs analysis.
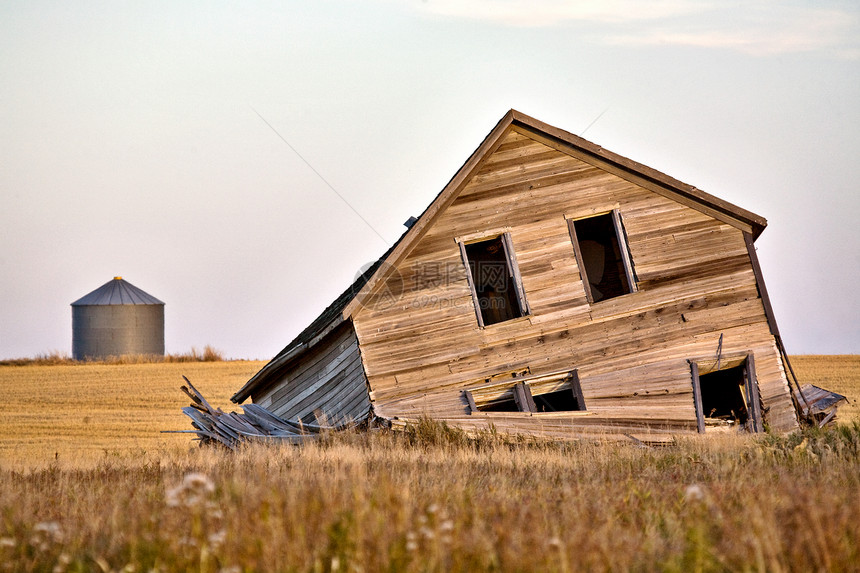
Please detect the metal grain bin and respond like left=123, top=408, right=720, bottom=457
left=71, top=277, right=165, bottom=360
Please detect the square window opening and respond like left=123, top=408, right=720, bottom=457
left=461, top=235, right=527, bottom=326
left=569, top=212, right=636, bottom=303
left=699, top=365, right=749, bottom=427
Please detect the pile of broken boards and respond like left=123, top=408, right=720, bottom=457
left=798, top=384, right=848, bottom=428
left=176, top=377, right=370, bottom=449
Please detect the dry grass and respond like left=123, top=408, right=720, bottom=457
left=0, top=356, right=857, bottom=571
left=1, top=424, right=859, bottom=572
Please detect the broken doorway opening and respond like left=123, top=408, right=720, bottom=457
left=690, top=354, right=763, bottom=433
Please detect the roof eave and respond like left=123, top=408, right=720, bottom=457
left=231, top=315, right=345, bottom=403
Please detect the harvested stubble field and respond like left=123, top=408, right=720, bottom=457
left=0, top=356, right=858, bottom=572
left=0, top=361, right=265, bottom=469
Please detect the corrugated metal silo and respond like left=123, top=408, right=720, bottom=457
left=71, top=277, right=165, bottom=360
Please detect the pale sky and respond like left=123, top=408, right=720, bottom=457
left=1, top=0, right=858, bottom=359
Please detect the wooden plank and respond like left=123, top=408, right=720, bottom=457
left=514, top=381, right=537, bottom=412
left=745, top=353, right=764, bottom=432
left=566, top=217, right=594, bottom=303
left=457, top=239, right=485, bottom=328
left=464, top=390, right=478, bottom=413
left=612, top=209, right=639, bottom=293
left=690, top=362, right=706, bottom=433
left=502, top=232, right=531, bottom=315
left=571, top=369, right=587, bottom=411
left=743, top=232, right=781, bottom=338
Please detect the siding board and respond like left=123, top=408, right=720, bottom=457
left=253, top=322, right=372, bottom=424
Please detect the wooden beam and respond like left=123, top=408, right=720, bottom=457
left=501, top=232, right=531, bottom=316
left=566, top=218, right=595, bottom=304
left=458, top=240, right=485, bottom=328
left=690, top=362, right=706, bottom=434
left=818, top=410, right=836, bottom=428
left=464, top=390, right=478, bottom=414
left=570, top=369, right=587, bottom=411
left=745, top=354, right=764, bottom=433
left=743, top=232, right=780, bottom=338
left=612, top=209, right=638, bottom=294
left=513, top=382, right=537, bottom=413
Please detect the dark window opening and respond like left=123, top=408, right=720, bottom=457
left=533, top=389, right=584, bottom=412
left=462, top=235, right=526, bottom=326
left=699, top=365, right=749, bottom=426
left=468, top=370, right=587, bottom=414
left=569, top=212, right=635, bottom=303
left=477, top=397, right=519, bottom=412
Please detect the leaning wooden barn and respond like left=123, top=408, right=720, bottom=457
left=229, top=110, right=841, bottom=440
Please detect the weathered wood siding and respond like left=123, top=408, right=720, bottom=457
left=253, top=322, right=372, bottom=425
left=353, top=128, right=797, bottom=436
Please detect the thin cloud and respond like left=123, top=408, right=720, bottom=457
left=415, top=0, right=860, bottom=58
left=417, top=0, right=706, bottom=26
left=605, top=6, right=860, bottom=58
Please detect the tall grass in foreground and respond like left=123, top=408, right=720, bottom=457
left=2, top=422, right=859, bottom=572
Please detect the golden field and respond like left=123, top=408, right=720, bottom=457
left=0, top=361, right=265, bottom=469
left=0, top=356, right=858, bottom=572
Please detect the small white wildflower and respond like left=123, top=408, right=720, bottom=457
left=0, top=537, right=15, bottom=548
left=419, top=526, right=434, bottom=540
left=165, top=486, right=182, bottom=508
left=439, top=519, right=454, bottom=533
left=183, top=473, right=215, bottom=491
left=165, top=473, right=216, bottom=508
left=207, top=529, right=227, bottom=547
left=684, top=484, right=705, bottom=502
left=426, top=504, right=439, bottom=515
left=31, top=521, right=63, bottom=551
left=34, top=521, right=63, bottom=542
left=548, top=536, right=562, bottom=549
left=52, top=551, right=72, bottom=573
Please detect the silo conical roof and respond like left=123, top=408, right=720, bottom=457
left=71, top=277, right=164, bottom=306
